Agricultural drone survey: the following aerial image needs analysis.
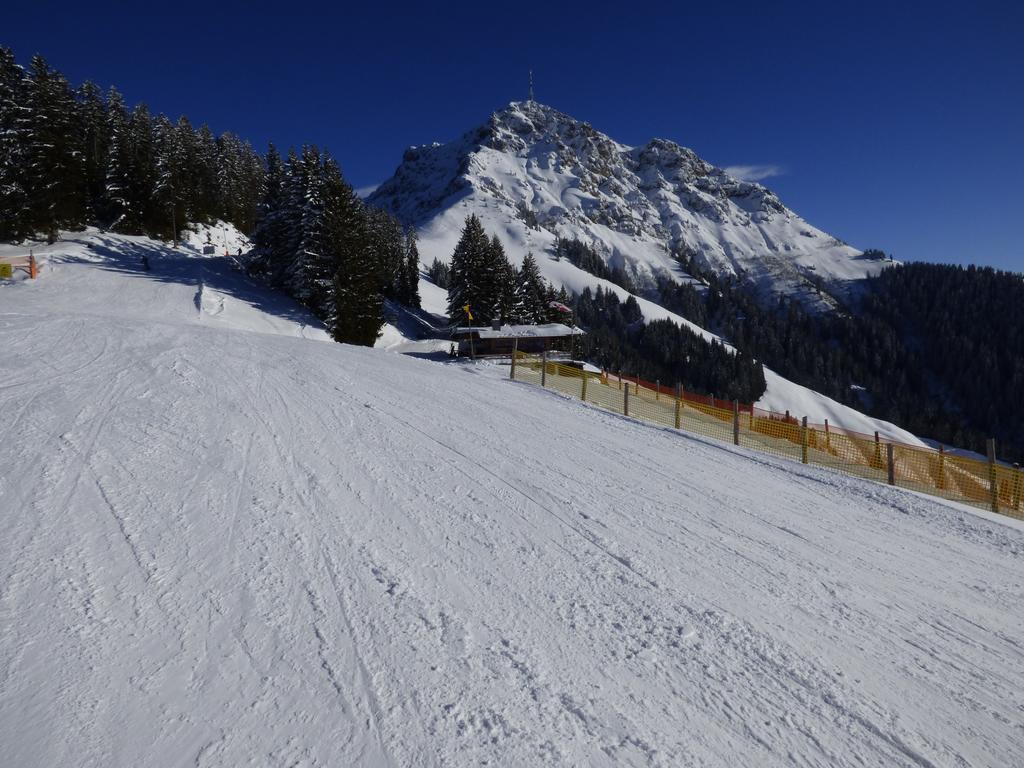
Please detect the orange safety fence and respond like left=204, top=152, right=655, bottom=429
left=510, top=353, right=1024, bottom=521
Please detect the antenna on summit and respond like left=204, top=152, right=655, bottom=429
left=528, top=70, right=535, bottom=103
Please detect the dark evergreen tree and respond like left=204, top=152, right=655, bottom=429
left=104, top=87, right=138, bottom=232
left=0, top=46, right=29, bottom=240
left=426, top=257, right=450, bottom=289
left=515, top=252, right=547, bottom=323
left=402, top=229, right=421, bottom=308
left=251, top=143, right=291, bottom=280
left=76, top=80, right=109, bottom=223
left=127, top=104, right=157, bottom=234
left=22, top=55, right=86, bottom=240
left=324, top=158, right=383, bottom=344
left=366, top=206, right=405, bottom=300
left=488, top=234, right=517, bottom=322
left=447, top=214, right=491, bottom=324
left=153, top=114, right=186, bottom=241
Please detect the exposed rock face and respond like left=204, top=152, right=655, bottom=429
left=371, top=101, right=884, bottom=312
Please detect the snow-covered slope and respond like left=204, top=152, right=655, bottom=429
left=2, top=233, right=1023, bottom=766
left=370, top=100, right=890, bottom=313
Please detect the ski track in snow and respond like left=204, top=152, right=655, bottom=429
left=1, top=233, right=1023, bottom=766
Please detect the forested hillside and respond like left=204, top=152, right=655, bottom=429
left=0, top=47, right=418, bottom=346
left=0, top=48, right=263, bottom=242
left=654, top=252, right=1024, bottom=461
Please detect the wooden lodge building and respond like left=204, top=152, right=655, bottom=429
left=451, top=322, right=583, bottom=358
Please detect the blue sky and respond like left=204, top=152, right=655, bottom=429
left=6, top=1, right=1023, bottom=269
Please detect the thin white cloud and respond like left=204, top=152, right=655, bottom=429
left=723, top=164, right=786, bottom=182
left=355, top=184, right=380, bottom=199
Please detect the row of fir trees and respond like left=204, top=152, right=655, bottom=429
left=0, top=48, right=264, bottom=243
left=444, top=214, right=568, bottom=326
left=248, top=144, right=419, bottom=345
left=0, top=46, right=418, bottom=347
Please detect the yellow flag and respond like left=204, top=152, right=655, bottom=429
left=463, top=304, right=473, bottom=321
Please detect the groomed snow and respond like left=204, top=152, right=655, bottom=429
left=2, top=233, right=1022, bottom=766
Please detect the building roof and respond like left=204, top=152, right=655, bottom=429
left=452, top=323, right=581, bottom=339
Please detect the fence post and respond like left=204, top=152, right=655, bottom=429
left=581, top=370, right=588, bottom=402
left=624, top=382, right=630, bottom=417
left=655, top=380, right=660, bottom=401
left=510, top=338, right=518, bottom=380
left=1012, top=463, right=1021, bottom=512
left=937, top=445, right=946, bottom=490
left=618, top=370, right=622, bottom=391
left=541, top=350, right=547, bottom=388
left=874, top=431, right=882, bottom=469
left=801, top=417, right=809, bottom=464
left=711, top=394, right=716, bottom=410
left=887, top=444, right=895, bottom=486
left=824, top=419, right=831, bottom=450
left=675, top=393, right=682, bottom=429
left=732, top=400, right=740, bottom=446
left=987, top=438, right=998, bottom=513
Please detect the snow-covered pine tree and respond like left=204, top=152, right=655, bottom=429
left=324, top=157, right=383, bottom=345
left=22, top=55, right=86, bottom=241
left=75, top=81, right=109, bottom=224
left=288, top=145, right=335, bottom=315
left=487, top=234, right=517, bottom=323
left=403, top=228, right=421, bottom=308
left=447, top=214, right=490, bottom=324
left=515, top=251, right=547, bottom=324
left=366, top=207, right=404, bottom=300
left=104, top=87, right=138, bottom=232
left=427, top=257, right=450, bottom=289
left=251, top=143, right=291, bottom=279
left=215, top=132, right=264, bottom=233
left=229, top=140, right=265, bottom=234
left=0, top=46, right=30, bottom=240
left=192, top=124, right=220, bottom=221
left=153, top=114, right=186, bottom=241
left=128, top=104, right=158, bottom=235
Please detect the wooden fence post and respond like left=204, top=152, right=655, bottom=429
left=581, top=370, right=588, bottom=402
left=624, top=382, right=630, bottom=417
left=655, top=380, right=660, bottom=401
left=674, top=394, right=682, bottom=429
left=801, top=417, right=809, bottom=464
left=618, top=370, right=622, bottom=391
left=873, top=431, right=882, bottom=470
left=937, top=445, right=946, bottom=490
left=824, top=419, right=831, bottom=450
left=1012, top=463, right=1021, bottom=512
left=732, top=400, right=740, bottom=446
left=987, top=438, right=999, bottom=513
left=887, top=444, right=895, bottom=486
left=541, top=350, right=547, bottom=388
left=510, top=338, right=518, bottom=380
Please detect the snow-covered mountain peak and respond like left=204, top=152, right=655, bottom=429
left=370, top=100, right=890, bottom=311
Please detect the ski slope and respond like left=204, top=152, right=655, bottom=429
left=2, top=234, right=1023, bottom=767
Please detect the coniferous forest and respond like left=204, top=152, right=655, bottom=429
left=656, top=254, right=1024, bottom=461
